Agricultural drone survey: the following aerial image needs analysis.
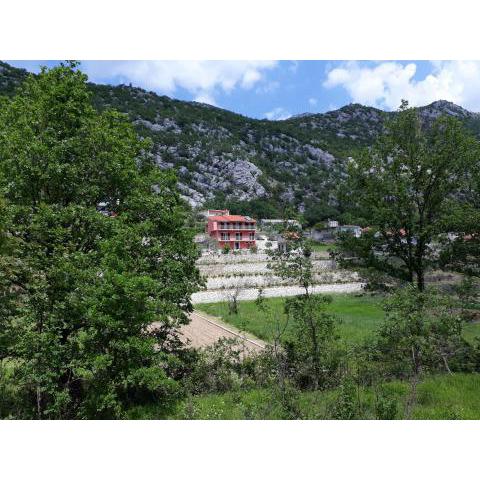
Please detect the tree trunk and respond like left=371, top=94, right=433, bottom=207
left=417, top=268, right=425, bottom=292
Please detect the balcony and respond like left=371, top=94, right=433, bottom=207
left=220, top=236, right=256, bottom=241
left=216, top=226, right=256, bottom=231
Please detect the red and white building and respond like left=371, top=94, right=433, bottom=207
left=206, top=209, right=256, bottom=250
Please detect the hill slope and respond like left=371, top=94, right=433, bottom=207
left=1, top=61, right=479, bottom=219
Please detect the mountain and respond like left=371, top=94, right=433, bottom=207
left=1, top=61, right=479, bottom=221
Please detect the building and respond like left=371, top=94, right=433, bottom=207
left=260, top=218, right=301, bottom=229
left=327, top=219, right=339, bottom=228
left=206, top=211, right=257, bottom=250
left=306, top=222, right=362, bottom=242
left=337, top=225, right=362, bottom=238
left=205, top=209, right=230, bottom=217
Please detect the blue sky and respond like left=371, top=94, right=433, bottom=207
left=8, top=60, right=480, bottom=119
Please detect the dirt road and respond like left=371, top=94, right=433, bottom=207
left=180, top=311, right=265, bottom=354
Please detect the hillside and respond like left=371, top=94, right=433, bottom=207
left=1, top=61, right=479, bottom=221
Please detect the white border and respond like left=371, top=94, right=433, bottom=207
left=1, top=1, right=479, bottom=478
left=1, top=0, right=480, bottom=59
left=0, top=420, right=477, bottom=479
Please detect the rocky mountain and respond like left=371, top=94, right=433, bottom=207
left=1, top=61, right=479, bottom=221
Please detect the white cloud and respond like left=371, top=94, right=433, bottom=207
left=255, top=80, right=280, bottom=94
left=264, top=107, right=291, bottom=120
left=194, top=91, right=217, bottom=106
left=323, top=61, right=480, bottom=111
left=308, top=97, right=317, bottom=106
left=81, top=60, right=278, bottom=107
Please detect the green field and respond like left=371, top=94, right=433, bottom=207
left=199, top=294, right=386, bottom=345
left=198, top=293, right=480, bottom=346
left=308, top=241, right=337, bottom=253
left=190, top=294, right=480, bottom=420
left=463, top=320, right=480, bottom=343
left=164, top=373, right=480, bottom=420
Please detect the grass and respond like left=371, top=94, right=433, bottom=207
left=463, top=321, right=480, bottom=343
left=190, top=292, right=480, bottom=420
left=167, top=373, right=480, bottom=420
left=308, top=241, right=336, bottom=253
left=198, top=293, right=480, bottom=346
left=198, top=293, right=386, bottom=346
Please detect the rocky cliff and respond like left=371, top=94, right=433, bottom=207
left=1, top=61, right=479, bottom=216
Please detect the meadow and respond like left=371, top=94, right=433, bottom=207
left=198, top=293, right=480, bottom=346
left=162, top=373, right=480, bottom=420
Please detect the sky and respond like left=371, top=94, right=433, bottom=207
left=7, top=60, right=480, bottom=119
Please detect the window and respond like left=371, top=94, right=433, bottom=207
left=221, top=233, right=230, bottom=241
left=249, top=233, right=255, bottom=241
left=236, top=232, right=241, bottom=240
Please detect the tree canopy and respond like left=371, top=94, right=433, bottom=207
left=0, top=62, right=201, bottom=418
left=335, top=100, right=479, bottom=291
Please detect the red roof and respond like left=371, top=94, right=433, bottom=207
left=208, top=215, right=256, bottom=223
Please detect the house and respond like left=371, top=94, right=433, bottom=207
left=255, top=233, right=279, bottom=252
left=337, top=225, right=362, bottom=238
left=327, top=220, right=338, bottom=228
left=206, top=209, right=230, bottom=217
left=260, top=218, right=301, bottom=230
left=198, top=209, right=230, bottom=219
left=307, top=228, right=335, bottom=243
left=306, top=222, right=362, bottom=242
left=206, top=211, right=257, bottom=250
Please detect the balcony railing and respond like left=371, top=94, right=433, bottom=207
left=220, top=237, right=256, bottom=241
left=217, top=226, right=256, bottom=231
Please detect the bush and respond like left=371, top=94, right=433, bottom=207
left=184, top=338, right=244, bottom=394
left=374, top=386, right=398, bottom=420
left=328, top=377, right=358, bottom=419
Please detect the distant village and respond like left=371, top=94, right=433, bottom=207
left=194, top=208, right=363, bottom=253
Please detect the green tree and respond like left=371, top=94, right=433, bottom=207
left=373, top=286, right=465, bottom=417
left=0, top=62, right=201, bottom=419
left=336, top=101, right=478, bottom=291
left=438, top=161, right=480, bottom=277
left=284, top=294, right=340, bottom=390
left=267, top=223, right=340, bottom=390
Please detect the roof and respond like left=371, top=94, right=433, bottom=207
left=207, top=209, right=230, bottom=216
left=261, top=218, right=300, bottom=225
left=208, top=215, right=256, bottom=223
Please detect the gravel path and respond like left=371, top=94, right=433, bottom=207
left=192, top=282, right=364, bottom=304
left=180, top=311, right=265, bottom=353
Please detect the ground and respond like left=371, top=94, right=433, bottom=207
left=308, top=241, right=337, bottom=253
left=197, top=293, right=480, bottom=346
left=163, top=373, right=480, bottom=420
left=139, top=292, right=480, bottom=420
left=180, top=311, right=265, bottom=353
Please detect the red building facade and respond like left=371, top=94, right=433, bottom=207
left=206, top=210, right=256, bottom=250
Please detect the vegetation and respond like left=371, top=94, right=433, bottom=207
left=198, top=294, right=385, bottom=344
left=307, top=241, right=336, bottom=253
left=199, top=293, right=480, bottom=345
left=166, top=373, right=480, bottom=420
left=336, top=100, right=478, bottom=291
left=0, top=63, right=201, bottom=419
left=1, top=62, right=480, bottom=420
